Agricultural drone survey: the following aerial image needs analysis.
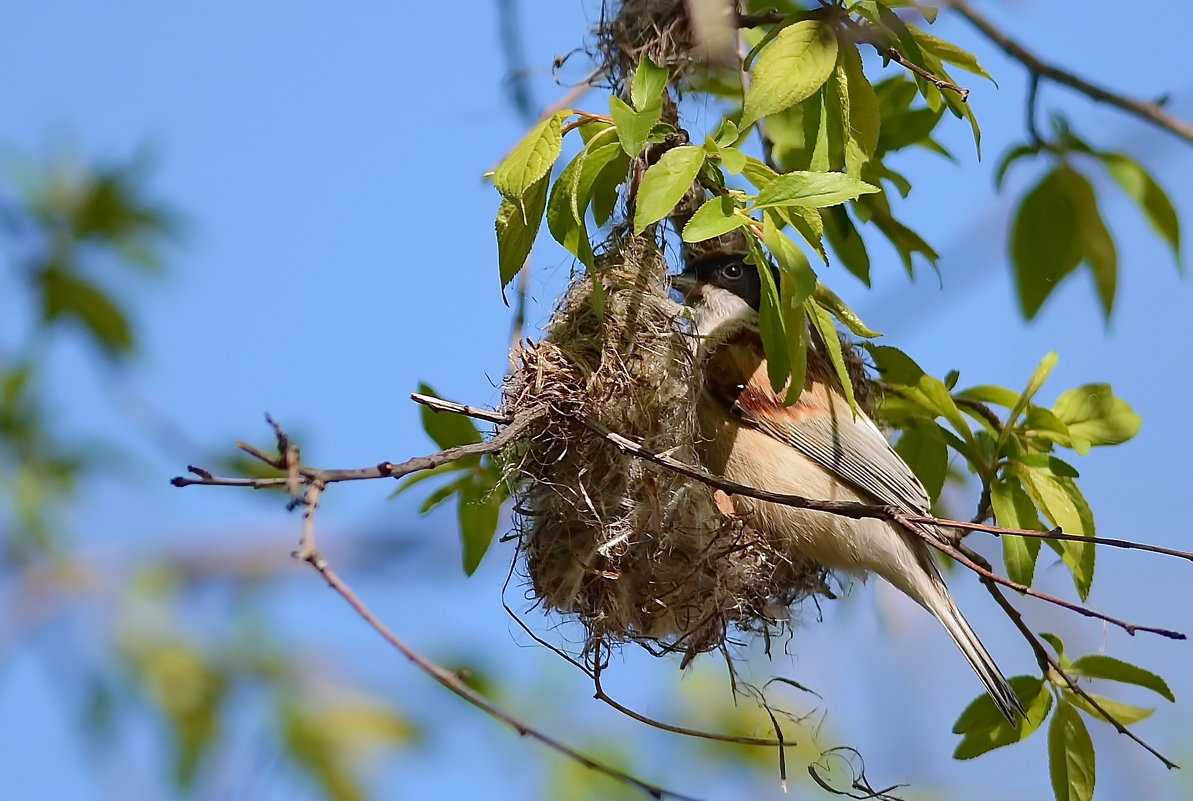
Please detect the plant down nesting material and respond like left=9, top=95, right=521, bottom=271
left=502, top=235, right=830, bottom=666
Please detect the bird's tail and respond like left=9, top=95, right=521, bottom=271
left=917, top=565, right=1024, bottom=723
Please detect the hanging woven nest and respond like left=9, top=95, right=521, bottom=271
left=501, top=233, right=831, bottom=666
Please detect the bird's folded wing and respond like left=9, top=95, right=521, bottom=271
left=704, top=336, right=932, bottom=516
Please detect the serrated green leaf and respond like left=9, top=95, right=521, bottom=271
left=754, top=171, right=879, bottom=209
left=496, top=173, right=549, bottom=289
left=493, top=111, right=568, bottom=200
left=1053, top=384, right=1141, bottom=448
left=1048, top=701, right=1095, bottom=801
left=1064, top=692, right=1154, bottom=726
left=546, top=151, right=595, bottom=267
left=1098, top=152, right=1181, bottom=266
left=807, top=298, right=856, bottom=413
left=990, top=478, right=1044, bottom=586
left=682, top=195, right=745, bottom=242
left=633, top=145, right=705, bottom=234
left=839, top=45, right=880, bottom=172
left=742, top=21, right=838, bottom=128
left=610, top=95, right=662, bottom=158
left=1012, top=167, right=1085, bottom=319
left=630, top=56, right=669, bottom=112
left=1015, top=466, right=1095, bottom=599
left=907, top=24, right=993, bottom=80
left=717, top=145, right=747, bottom=174
left=39, top=269, right=135, bottom=355
left=952, top=676, right=1052, bottom=760
left=895, top=422, right=947, bottom=501
left=1070, top=655, right=1175, bottom=702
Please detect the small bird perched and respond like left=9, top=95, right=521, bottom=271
left=672, top=255, right=1024, bottom=722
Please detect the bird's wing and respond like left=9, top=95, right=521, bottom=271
left=703, top=333, right=931, bottom=515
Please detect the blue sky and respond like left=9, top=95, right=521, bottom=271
left=3, top=2, right=1193, bottom=799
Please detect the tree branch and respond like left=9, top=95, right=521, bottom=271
left=944, top=0, right=1193, bottom=145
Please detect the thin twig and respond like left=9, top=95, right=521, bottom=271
left=292, top=529, right=699, bottom=799
left=945, top=0, right=1193, bottom=145
left=974, top=551, right=1178, bottom=770
left=904, top=524, right=1185, bottom=640
left=170, top=414, right=529, bottom=489
left=913, top=517, right=1193, bottom=563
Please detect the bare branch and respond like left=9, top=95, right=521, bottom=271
left=945, top=0, right=1193, bottom=145
left=295, top=549, right=701, bottom=800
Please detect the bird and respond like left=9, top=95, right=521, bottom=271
left=671, top=254, right=1024, bottom=722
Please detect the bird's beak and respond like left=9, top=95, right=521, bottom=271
left=669, top=271, right=699, bottom=302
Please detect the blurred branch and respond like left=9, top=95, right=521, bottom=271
left=944, top=0, right=1193, bottom=145
left=176, top=413, right=703, bottom=801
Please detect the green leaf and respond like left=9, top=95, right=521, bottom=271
left=458, top=477, right=503, bottom=575
left=957, top=385, right=1020, bottom=409
left=39, top=269, right=135, bottom=355
left=1048, top=701, right=1096, bottom=801
left=839, top=45, right=880, bottom=172
left=1066, top=168, right=1118, bottom=319
left=907, top=24, right=993, bottom=80
left=630, top=56, right=669, bottom=112
left=1015, top=466, right=1095, bottom=599
left=1012, top=167, right=1083, bottom=319
left=807, top=297, right=856, bottom=413
left=869, top=346, right=970, bottom=440
left=952, top=676, right=1053, bottom=760
left=753, top=171, right=879, bottom=209
left=1008, top=351, right=1058, bottom=429
left=682, top=195, right=745, bottom=242
left=590, top=148, right=629, bottom=227
left=741, top=21, right=838, bottom=128
left=1053, top=384, right=1141, bottom=448
left=416, top=383, right=482, bottom=449
left=822, top=205, right=871, bottom=284
left=1098, top=152, right=1181, bottom=266
left=493, top=111, right=568, bottom=200
left=1070, top=655, right=1175, bottom=702
left=418, top=477, right=469, bottom=515
left=633, top=145, right=705, bottom=234
left=546, top=150, right=595, bottom=267
left=1041, top=632, right=1067, bottom=664
left=763, top=212, right=818, bottom=303
left=716, top=145, right=748, bottom=175
left=610, top=95, right=662, bottom=158
left=754, top=248, right=791, bottom=393
left=391, top=459, right=474, bottom=498
left=990, top=478, right=1044, bottom=586
left=1064, top=692, right=1154, bottom=726
left=895, top=422, right=947, bottom=501
left=495, top=173, right=549, bottom=289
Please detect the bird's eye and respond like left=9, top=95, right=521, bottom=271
left=721, top=262, right=744, bottom=280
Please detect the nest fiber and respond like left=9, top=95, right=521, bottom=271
left=503, top=236, right=829, bottom=665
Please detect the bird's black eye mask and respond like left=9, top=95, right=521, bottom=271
left=685, top=256, right=779, bottom=312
